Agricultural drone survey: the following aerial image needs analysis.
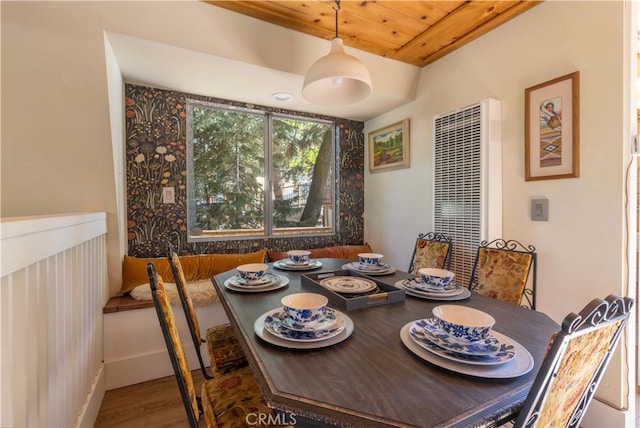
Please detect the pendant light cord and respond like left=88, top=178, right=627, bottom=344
left=334, top=0, right=340, bottom=39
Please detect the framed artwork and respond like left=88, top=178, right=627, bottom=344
left=368, top=119, right=410, bottom=173
left=525, top=71, right=580, bottom=181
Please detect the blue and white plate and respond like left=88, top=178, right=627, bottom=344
left=415, top=318, right=500, bottom=355
left=255, top=309, right=354, bottom=349
left=410, top=322, right=516, bottom=365
left=263, top=308, right=346, bottom=342
left=276, top=308, right=338, bottom=332
left=273, top=259, right=323, bottom=271
left=224, top=275, right=289, bottom=293
left=400, top=323, right=532, bottom=378
left=356, top=262, right=391, bottom=271
left=395, top=280, right=471, bottom=301
left=416, top=318, right=509, bottom=356
left=401, top=278, right=464, bottom=295
left=227, top=273, right=279, bottom=289
left=342, top=262, right=396, bottom=276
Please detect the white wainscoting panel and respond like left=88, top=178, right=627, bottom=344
left=1, top=213, right=107, bottom=428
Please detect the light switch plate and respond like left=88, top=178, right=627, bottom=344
left=531, top=198, right=548, bottom=221
left=162, top=187, right=175, bottom=204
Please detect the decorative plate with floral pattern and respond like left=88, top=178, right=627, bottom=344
left=320, top=276, right=377, bottom=294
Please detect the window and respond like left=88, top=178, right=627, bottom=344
left=186, top=100, right=335, bottom=240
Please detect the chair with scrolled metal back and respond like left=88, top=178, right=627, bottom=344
left=510, top=294, right=633, bottom=428
left=468, top=239, right=536, bottom=309
left=167, top=244, right=247, bottom=379
left=408, top=232, right=453, bottom=275
left=148, top=263, right=290, bottom=428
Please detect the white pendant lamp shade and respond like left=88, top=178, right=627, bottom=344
left=302, top=37, right=373, bottom=106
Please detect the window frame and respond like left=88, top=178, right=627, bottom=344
left=185, top=99, right=336, bottom=242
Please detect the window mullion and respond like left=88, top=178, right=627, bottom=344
left=264, top=114, right=274, bottom=236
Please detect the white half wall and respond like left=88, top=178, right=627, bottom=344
left=104, top=303, right=230, bottom=390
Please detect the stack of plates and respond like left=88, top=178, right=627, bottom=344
left=254, top=307, right=354, bottom=349
left=342, top=262, right=396, bottom=275
left=223, top=273, right=289, bottom=292
left=400, top=319, right=533, bottom=378
left=273, top=259, right=323, bottom=271
left=395, top=278, right=470, bottom=301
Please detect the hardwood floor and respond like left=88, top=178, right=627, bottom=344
left=96, top=372, right=640, bottom=427
left=95, top=370, right=206, bottom=428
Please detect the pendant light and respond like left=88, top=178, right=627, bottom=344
left=302, top=0, right=372, bottom=106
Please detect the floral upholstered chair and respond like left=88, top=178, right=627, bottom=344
left=148, top=263, right=290, bottom=428
left=468, top=239, right=536, bottom=309
left=511, top=294, right=633, bottom=428
left=168, top=244, right=247, bottom=379
left=408, top=232, right=452, bottom=275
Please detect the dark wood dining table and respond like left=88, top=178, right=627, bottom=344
left=211, top=258, right=559, bottom=428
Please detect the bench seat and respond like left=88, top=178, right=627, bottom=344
left=103, top=245, right=370, bottom=389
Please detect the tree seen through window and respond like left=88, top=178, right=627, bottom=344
left=188, top=102, right=334, bottom=237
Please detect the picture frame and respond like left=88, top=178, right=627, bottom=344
left=368, top=119, right=410, bottom=173
left=525, top=71, right=580, bottom=181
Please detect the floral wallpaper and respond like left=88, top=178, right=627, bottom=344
left=125, top=84, right=365, bottom=257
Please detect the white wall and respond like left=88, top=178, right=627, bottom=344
left=365, top=1, right=637, bottom=426
left=1, top=1, right=419, bottom=295
left=2, top=2, right=123, bottom=290
left=104, top=33, right=128, bottom=267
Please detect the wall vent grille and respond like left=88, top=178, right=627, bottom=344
left=433, top=99, right=502, bottom=287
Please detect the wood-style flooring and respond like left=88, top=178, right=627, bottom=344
left=95, top=370, right=205, bottom=428
left=96, top=373, right=640, bottom=427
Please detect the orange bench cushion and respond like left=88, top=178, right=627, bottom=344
left=120, top=249, right=267, bottom=295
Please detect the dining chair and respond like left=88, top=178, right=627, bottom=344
left=148, top=263, right=291, bottom=428
left=468, top=238, right=537, bottom=309
left=168, top=244, right=247, bottom=379
left=511, top=293, right=633, bottom=428
left=408, top=232, right=453, bottom=274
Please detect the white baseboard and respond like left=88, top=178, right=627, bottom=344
left=104, top=302, right=227, bottom=390
left=582, top=398, right=632, bottom=428
left=75, top=363, right=105, bottom=427
left=105, top=343, right=208, bottom=390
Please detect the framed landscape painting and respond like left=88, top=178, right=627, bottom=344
left=524, top=71, right=580, bottom=181
left=368, top=119, right=410, bottom=173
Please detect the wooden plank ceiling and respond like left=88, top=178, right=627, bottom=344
left=205, top=0, right=542, bottom=68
